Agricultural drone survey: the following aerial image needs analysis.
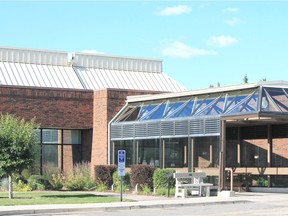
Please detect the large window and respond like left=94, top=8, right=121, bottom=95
left=38, top=129, right=82, bottom=173
left=193, top=137, right=219, bottom=168
left=138, top=139, right=160, bottom=167
left=164, top=138, right=188, bottom=168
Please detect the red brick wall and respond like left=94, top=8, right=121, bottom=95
left=0, top=86, right=94, bottom=129
left=91, top=88, right=161, bottom=175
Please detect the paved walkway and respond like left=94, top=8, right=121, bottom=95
left=0, top=192, right=288, bottom=215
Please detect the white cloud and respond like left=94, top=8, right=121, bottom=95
left=207, top=35, right=238, bottom=47
left=225, top=17, right=244, bottom=26
left=157, top=5, right=192, bottom=16
left=222, top=7, right=239, bottom=13
left=80, top=50, right=104, bottom=55
left=161, top=41, right=217, bottom=59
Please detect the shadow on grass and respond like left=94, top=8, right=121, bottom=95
left=42, top=194, right=109, bottom=199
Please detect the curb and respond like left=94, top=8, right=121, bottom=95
left=0, top=200, right=251, bottom=215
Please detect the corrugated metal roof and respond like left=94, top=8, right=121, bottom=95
left=0, top=47, right=187, bottom=92
left=73, top=67, right=186, bottom=92
left=0, top=62, right=84, bottom=89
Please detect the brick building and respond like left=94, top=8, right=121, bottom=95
left=0, top=46, right=187, bottom=174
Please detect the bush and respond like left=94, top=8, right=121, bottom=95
left=153, top=168, right=175, bottom=189
left=14, top=180, right=32, bottom=192
left=49, top=173, right=64, bottom=190
left=130, top=165, right=155, bottom=190
left=112, top=171, right=130, bottom=191
left=64, top=162, right=96, bottom=191
left=257, top=176, right=268, bottom=187
left=94, top=165, right=113, bottom=188
left=27, top=175, right=46, bottom=190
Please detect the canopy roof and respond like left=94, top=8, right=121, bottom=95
left=113, top=82, right=288, bottom=122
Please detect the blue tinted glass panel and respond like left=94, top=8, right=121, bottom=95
left=165, top=102, right=185, bottom=118
left=178, top=101, right=194, bottom=117
left=265, top=88, right=288, bottom=112
left=150, top=103, right=167, bottom=119
left=139, top=105, right=157, bottom=120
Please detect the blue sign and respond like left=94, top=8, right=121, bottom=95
left=118, top=150, right=126, bottom=176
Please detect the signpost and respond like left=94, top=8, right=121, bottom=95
left=118, top=150, right=126, bottom=202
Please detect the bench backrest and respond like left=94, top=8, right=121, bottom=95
left=173, top=172, right=206, bottom=184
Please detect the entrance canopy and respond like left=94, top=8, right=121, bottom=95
left=110, top=81, right=288, bottom=140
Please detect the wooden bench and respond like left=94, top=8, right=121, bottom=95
left=173, top=172, right=213, bottom=198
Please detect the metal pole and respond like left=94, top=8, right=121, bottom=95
left=120, top=176, right=123, bottom=202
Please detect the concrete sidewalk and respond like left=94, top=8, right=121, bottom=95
left=0, top=192, right=288, bottom=215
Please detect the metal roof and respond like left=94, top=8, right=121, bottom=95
left=73, top=67, right=186, bottom=92
left=0, top=61, right=84, bottom=89
left=0, top=47, right=187, bottom=92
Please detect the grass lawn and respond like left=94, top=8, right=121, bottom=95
left=0, top=191, right=127, bottom=206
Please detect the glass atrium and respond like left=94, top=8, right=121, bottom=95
left=110, top=82, right=288, bottom=188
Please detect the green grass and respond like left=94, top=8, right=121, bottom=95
left=0, top=191, right=127, bottom=206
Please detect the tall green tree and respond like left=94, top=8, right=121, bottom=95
left=243, top=74, right=248, bottom=83
left=0, top=114, right=39, bottom=199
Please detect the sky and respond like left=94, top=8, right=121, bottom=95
left=1, top=1, right=288, bottom=90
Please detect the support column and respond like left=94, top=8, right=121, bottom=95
left=188, top=137, right=195, bottom=172
left=191, top=138, right=195, bottom=172
left=160, top=139, right=165, bottom=168
left=210, top=141, right=213, bottom=165
left=218, top=120, right=226, bottom=191
left=237, top=127, right=241, bottom=166
left=267, top=125, right=272, bottom=187
left=112, top=141, right=115, bottom=164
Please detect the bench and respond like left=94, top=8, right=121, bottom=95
left=173, top=172, right=213, bottom=198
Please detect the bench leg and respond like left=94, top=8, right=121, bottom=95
left=175, top=187, right=187, bottom=198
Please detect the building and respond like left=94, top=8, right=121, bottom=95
left=0, top=46, right=187, bottom=174
left=110, top=81, right=288, bottom=189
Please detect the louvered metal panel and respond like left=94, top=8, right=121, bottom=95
left=122, top=124, right=134, bottom=138
left=190, top=119, right=204, bottom=135
left=74, top=53, right=162, bottom=73
left=204, top=118, right=220, bottom=134
left=175, top=120, right=189, bottom=136
left=148, top=122, right=161, bottom=137
left=161, top=121, right=174, bottom=136
left=0, top=47, right=67, bottom=66
left=110, top=125, right=123, bottom=139
left=135, top=123, right=147, bottom=138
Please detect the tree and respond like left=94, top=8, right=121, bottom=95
left=0, top=114, right=39, bottom=199
left=243, top=74, right=248, bottom=83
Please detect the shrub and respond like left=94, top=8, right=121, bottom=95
left=130, top=164, right=155, bottom=190
left=155, top=187, right=175, bottom=196
left=14, top=180, right=32, bottom=192
left=96, top=183, right=108, bottom=192
left=257, top=176, right=268, bottom=187
left=94, top=165, right=113, bottom=188
left=64, top=162, right=96, bottom=191
left=112, top=171, right=130, bottom=191
left=49, top=173, right=64, bottom=190
left=153, top=168, right=175, bottom=189
left=107, top=165, right=117, bottom=179
left=27, top=175, right=46, bottom=190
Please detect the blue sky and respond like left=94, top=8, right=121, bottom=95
left=1, top=1, right=288, bottom=90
